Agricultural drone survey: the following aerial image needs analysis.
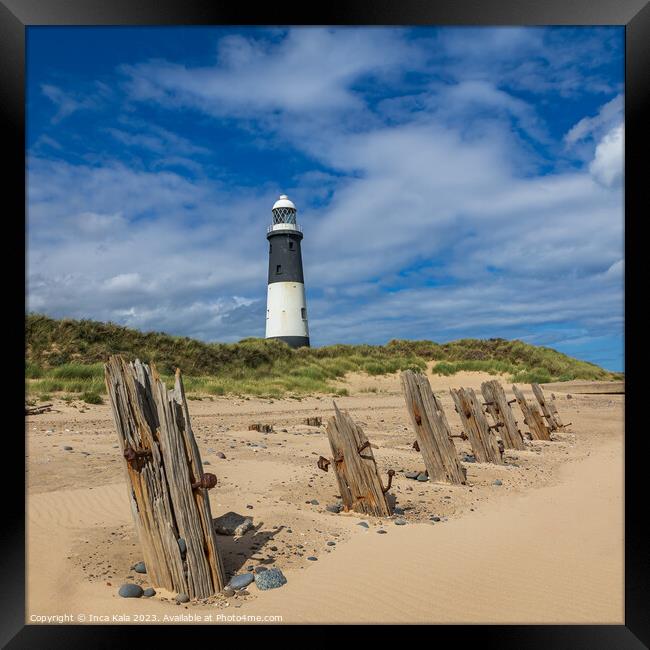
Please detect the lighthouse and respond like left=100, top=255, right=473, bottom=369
left=265, top=194, right=310, bottom=348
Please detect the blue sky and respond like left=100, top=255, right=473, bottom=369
left=26, top=26, right=624, bottom=370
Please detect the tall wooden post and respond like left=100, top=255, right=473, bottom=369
left=450, top=387, right=504, bottom=464
left=481, top=380, right=525, bottom=450
left=531, top=383, right=565, bottom=431
left=512, top=384, right=551, bottom=441
left=320, top=403, right=393, bottom=517
left=401, top=370, right=466, bottom=484
left=105, top=356, right=225, bottom=599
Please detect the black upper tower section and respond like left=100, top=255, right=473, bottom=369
left=267, top=229, right=304, bottom=284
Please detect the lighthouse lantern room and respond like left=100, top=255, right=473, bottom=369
left=265, top=195, right=310, bottom=348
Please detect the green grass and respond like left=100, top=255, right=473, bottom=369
left=25, top=313, right=621, bottom=399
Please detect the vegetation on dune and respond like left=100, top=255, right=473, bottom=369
left=25, top=314, right=621, bottom=400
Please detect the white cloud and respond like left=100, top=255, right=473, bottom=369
left=564, top=94, right=623, bottom=146
left=589, top=123, right=624, bottom=187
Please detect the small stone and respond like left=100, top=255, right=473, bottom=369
left=307, top=556, right=318, bottom=561
left=213, top=511, right=254, bottom=536
left=431, top=516, right=441, bottom=522
left=229, top=573, right=254, bottom=590
left=416, top=473, right=429, bottom=482
left=246, top=505, right=254, bottom=509
left=394, top=518, right=407, bottom=525
left=377, top=529, right=387, bottom=534
left=393, top=506, right=404, bottom=515
left=118, top=583, right=143, bottom=598
left=143, top=587, right=156, bottom=597
left=326, top=541, right=336, bottom=546
left=63, top=446, right=73, bottom=451
left=405, top=471, right=419, bottom=479
left=493, top=479, right=503, bottom=486
left=254, top=568, right=287, bottom=590
left=310, top=499, right=319, bottom=505
left=221, top=586, right=235, bottom=597
left=357, top=521, right=369, bottom=528
left=203, top=460, right=211, bottom=465
left=176, top=593, right=190, bottom=603
left=133, top=561, right=146, bottom=574
left=178, top=537, right=187, bottom=557
left=216, top=452, right=226, bottom=459
left=567, top=394, right=573, bottom=400
left=326, top=503, right=342, bottom=513
left=254, top=566, right=268, bottom=574
left=462, top=454, right=476, bottom=463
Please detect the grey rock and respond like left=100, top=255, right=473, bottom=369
left=377, top=529, right=388, bottom=534
left=394, top=518, right=407, bottom=525
left=213, top=511, right=254, bottom=536
left=176, top=593, right=190, bottom=603
left=307, top=556, right=318, bottom=561
left=431, top=516, right=441, bottom=522
left=203, top=460, right=211, bottom=465
left=178, top=537, right=187, bottom=557
left=462, top=454, right=476, bottom=463
left=221, top=586, right=235, bottom=598
left=229, top=573, right=254, bottom=590
left=216, top=452, right=226, bottom=459
left=357, top=521, right=369, bottom=528
left=143, top=587, right=156, bottom=597
left=133, top=561, right=146, bottom=574
left=310, top=499, right=319, bottom=505
left=416, top=473, right=429, bottom=482
left=493, top=479, right=503, bottom=486
left=254, top=568, right=287, bottom=590
left=326, top=541, right=336, bottom=546
left=119, top=583, right=143, bottom=598
left=405, top=471, right=419, bottom=479
left=326, top=503, right=342, bottom=513
left=393, top=506, right=405, bottom=515
left=63, top=446, right=73, bottom=451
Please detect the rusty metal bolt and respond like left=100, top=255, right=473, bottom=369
left=357, top=440, right=370, bottom=455
left=192, top=473, right=218, bottom=490
left=317, top=456, right=331, bottom=472
left=382, top=469, right=395, bottom=494
left=412, top=439, right=420, bottom=452
left=123, top=445, right=152, bottom=463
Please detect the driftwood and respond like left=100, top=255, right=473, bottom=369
left=105, top=355, right=225, bottom=599
left=401, top=370, right=466, bottom=484
left=248, top=423, right=273, bottom=433
left=512, top=385, right=551, bottom=441
left=303, top=416, right=322, bottom=427
left=480, top=380, right=525, bottom=450
left=450, top=388, right=504, bottom=464
left=25, top=403, right=53, bottom=415
left=319, top=402, right=393, bottom=516
left=531, top=383, right=565, bottom=431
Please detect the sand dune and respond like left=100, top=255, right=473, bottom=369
left=26, top=372, right=623, bottom=624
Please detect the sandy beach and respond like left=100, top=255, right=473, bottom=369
left=25, top=370, right=624, bottom=624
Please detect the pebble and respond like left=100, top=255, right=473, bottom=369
left=213, top=512, right=254, bottom=536
left=377, top=529, right=387, bottom=534
left=216, top=452, right=226, bottom=459
left=326, top=503, right=342, bottom=513
left=133, top=561, right=146, bottom=574
left=431, top=516, right=441, bottom=522
left=118, top=584, right=143, bottom=598
left=357, top=522, right=369, bottom=528
left=221, top=586, right=235, bottom=598
left=307, top=556, right=318, bottom=561
left=229, top=573, right=254, bottom=590
left=176, top=593, right=190, bottom=603
left=310, top=499, right=319, bottom=505
left=493, top=479, right=503, bottom=486
left=462, top=454, right=476, bottom=463
left=254, top=568, right=287, bottom=590
left=405, top=471, right=419, bottom=479
left=326, top=541, right=336, bottom=546
left=203, top=460, right=211, bottom=465
left=416, top=473, right=429, bottom=482
left=63, top=446, right=73, bottom=451
left=393, top=506, right=404, bottom=515
left=394, top=518, right=407, bottom=525
left=239, top=589, right=250, bottom=596
left=143, top=587, right=156, bottom=597
left=178, top=538, right=187, bottom=557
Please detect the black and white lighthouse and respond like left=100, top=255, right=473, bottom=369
left=265, top=194, right=310, bottom=348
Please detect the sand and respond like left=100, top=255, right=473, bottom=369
left=25, top=371, right=624, bottom=624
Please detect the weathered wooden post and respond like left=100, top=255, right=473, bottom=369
left=317, top=402, right=393, bottom=516
left=105, top=355, right=225, bottom=599
left=481, top=380, right=525, bottom=450
left=512, top=384, right=551, bottom=441
left=531, top=383, right=566, bottom=431
left=401, top=370, right=466, bottom=484
left=450, top=387, right=504, bottom=464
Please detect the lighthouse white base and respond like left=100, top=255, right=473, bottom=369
left=265, top=282, right=309, bottom=344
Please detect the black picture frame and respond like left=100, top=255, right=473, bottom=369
left=3, top=1, right=646, bottom=646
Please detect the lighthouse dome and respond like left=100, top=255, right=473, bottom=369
left=272, top=194, right=296, bottom=211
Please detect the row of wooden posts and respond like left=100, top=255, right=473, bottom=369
left=105, top=356, right=568, bottom=600
left=320, top=371, right=569, bottom=520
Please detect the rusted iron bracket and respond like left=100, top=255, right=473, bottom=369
left=191, top=473, right=218, bottom=490
left=357, top=440, right=371, bottom=455
left=507, top=398, right=516, bottom=405
left=412, top=439, right=420, bottom=452
left=317, top=455, right=331, bottom=472
left=381, top=469, right=395, bottom=494
left=123, top=444, right=152, bottom=464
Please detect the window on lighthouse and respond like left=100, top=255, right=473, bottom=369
left=289, top=241, right=294, bottom=250
left=301, top=307, right=307, bottom=319
left=276, top=264, right=282, bottom=274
